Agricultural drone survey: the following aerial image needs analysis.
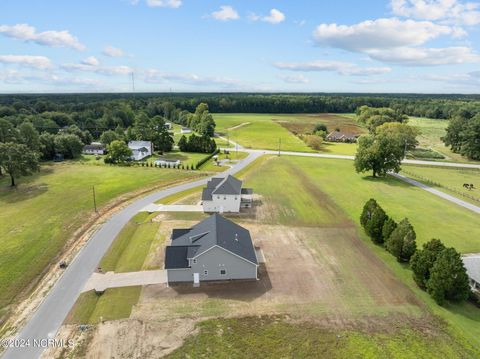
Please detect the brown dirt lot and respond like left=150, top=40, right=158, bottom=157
left=133, top=223, right=421, bottom=324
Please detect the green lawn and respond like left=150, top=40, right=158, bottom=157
left=401, top=165, right=480, bottom=205
left=213, top=114, right=314, bottom=152
left=100, top=212, right=162, bottom=272
left=0, top=162, right=202, bottom=310
left=68, top=287, right=142, bottom=324
left=243, top=156, right=480, bottom=251
left=242, top=156, right=480, bottom=351
left=408, top=117, right=479, bottom=163
left=167, top=316, right=477, bottom=359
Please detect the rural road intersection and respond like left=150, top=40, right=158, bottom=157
left=3, top=147, right=479, bottom=359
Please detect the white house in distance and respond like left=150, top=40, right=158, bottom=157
left=165, top=122, right=173, bottom=130
left=164, top=214, right=258, bottom=285
left=82, top=142, right=106, bottom=155
left=181, top=127, right=192, bottom=134
left=201, top=175, right=253, bottom=213
left=462, top=254, right=480, bottom=294
left=128, top=141, right=153, bottom=161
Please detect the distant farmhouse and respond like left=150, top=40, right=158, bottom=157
left=82, top=142, right=106, bottom=155
left=462, top=255, right=480, bottom=294
left=181, top=127, right=192, bottom=134
left=326, top=130, right=358, bottom=143
left=165, top=122, right=173, bottom=130
left=202, top=175, right=253, bottom=213
left=128, top=141, right=153, bottom=161
left=164, top=214, right=258, bottom=285
left=155, top=159, right=181, bottom=167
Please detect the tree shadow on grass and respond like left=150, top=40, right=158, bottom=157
left=361, top=175, right=412, bottom=188
left=0, top=166, right=54, bottom=203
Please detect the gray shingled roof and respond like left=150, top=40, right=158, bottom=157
left=164, top=214, right=258, bottom=270
left=201, top=175, right=242, bottom=201
left=463, top=255, right=480, bottom=284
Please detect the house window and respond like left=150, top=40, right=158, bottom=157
left=224, top=197, right=226, bottom=200
left=217, top=196, right=220, bottom=199
left=220, top=269, right=227, bottom=275
left=193, top=259, right=197, bottom=264
left=204, top=270, right=208, bottom=276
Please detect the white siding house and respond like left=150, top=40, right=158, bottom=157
left=201, top=175, right=253, bottom=213
left=463, top=255, right=480, bottom=293
left=180, top=127, right=192, bottom=134
left=165, top=214, right=259, bottom=285
left=128, top=141, right=153, bottom=161
left=82, top=143, right=106, bottom=155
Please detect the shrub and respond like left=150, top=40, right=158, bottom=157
left=385, top=218, right=417, bottom=262
left=410, top=239, right=446, bottom=288
left=426, top=247, right=470, bottom=305
left=382, top=218, right=397, bottom=242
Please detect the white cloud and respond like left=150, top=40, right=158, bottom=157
left=81, top=56, right=100, bottom=66
left=249, top=9, right=286, bottom=24
left=278, top=74, right=310, bottom=84
left=312, top=18, right=479, bottom=66
left=367, top=46, right=480, bottom=65
left=391, top=0, right=480, bottom=25
left=144, top=69, right=242, bottom=87
left=274, top=60, right=392, bottom=76
left=62, top=62, right=133, bottom=76
left=211, top=6, right=240, bottom=21
left=0, top=24, right=85, bottom=50
left=0, top=55, right=52, bottom=69
left=313, top=18, right=465, bottom=51
left=145, top=0, right=181, bottom=8
left=102, top=45, right=125, bottom=57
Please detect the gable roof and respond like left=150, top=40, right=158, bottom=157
left=165, top=214, right=257, bottom=269
left=463, top=255, right=480, bottom=284
left=128, top=141, right=152, bottom=150
left=202, top=175, right=242, bottom=200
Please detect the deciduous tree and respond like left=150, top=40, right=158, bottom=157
left=0, top=142, right=39, bottom=186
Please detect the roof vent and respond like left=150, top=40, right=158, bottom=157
left=235, top=233, right=238, bottom=241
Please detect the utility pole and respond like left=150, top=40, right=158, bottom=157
left=92, top=185, right=97, bottom=213
left=278, top=138, right=281, bottom=156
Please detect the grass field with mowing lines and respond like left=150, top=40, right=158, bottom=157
left=67, top=287, right=142, bottom=324
left=167, top=316, right=477, bottom=359
left=99, top=212, right=162, bottom=272
left=0, top=163, right=202, bottom=310
left=243, top=156, right=480, bottom=351
left=244, top=156, right=480, bottom=251
left=213, top=114, right=314, bottom=152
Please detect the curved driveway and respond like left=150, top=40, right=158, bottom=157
left=2, top=152, right=262, bottom=359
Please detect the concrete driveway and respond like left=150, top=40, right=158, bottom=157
left=82, top=270, right=167, bottom=292
left=140, top=204, right=203, bottom=213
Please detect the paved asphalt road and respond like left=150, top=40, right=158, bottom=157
left=2, top=152, right=262, bottom=359
left=4, top=147, right=480, bottom=359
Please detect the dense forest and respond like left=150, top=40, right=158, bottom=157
left=0, top=93, right=479, bottom=166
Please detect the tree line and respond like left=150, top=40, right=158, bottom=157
left=361, top=199, right=470, bottom=305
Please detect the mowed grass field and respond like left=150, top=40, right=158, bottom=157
left=0, top=162, right=203, bottom=311
left=408, top=117, right=480, bottom=163
left=401, top=165, right=480, bottom=204
left=213, top=114, right=314, bottom=152
left=240, top=156, right=480, bottom=350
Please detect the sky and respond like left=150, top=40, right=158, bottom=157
left=0, top=0, right=480, bottom=93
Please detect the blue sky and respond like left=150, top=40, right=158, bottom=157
left=0, top=0, right=479, bottom=93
